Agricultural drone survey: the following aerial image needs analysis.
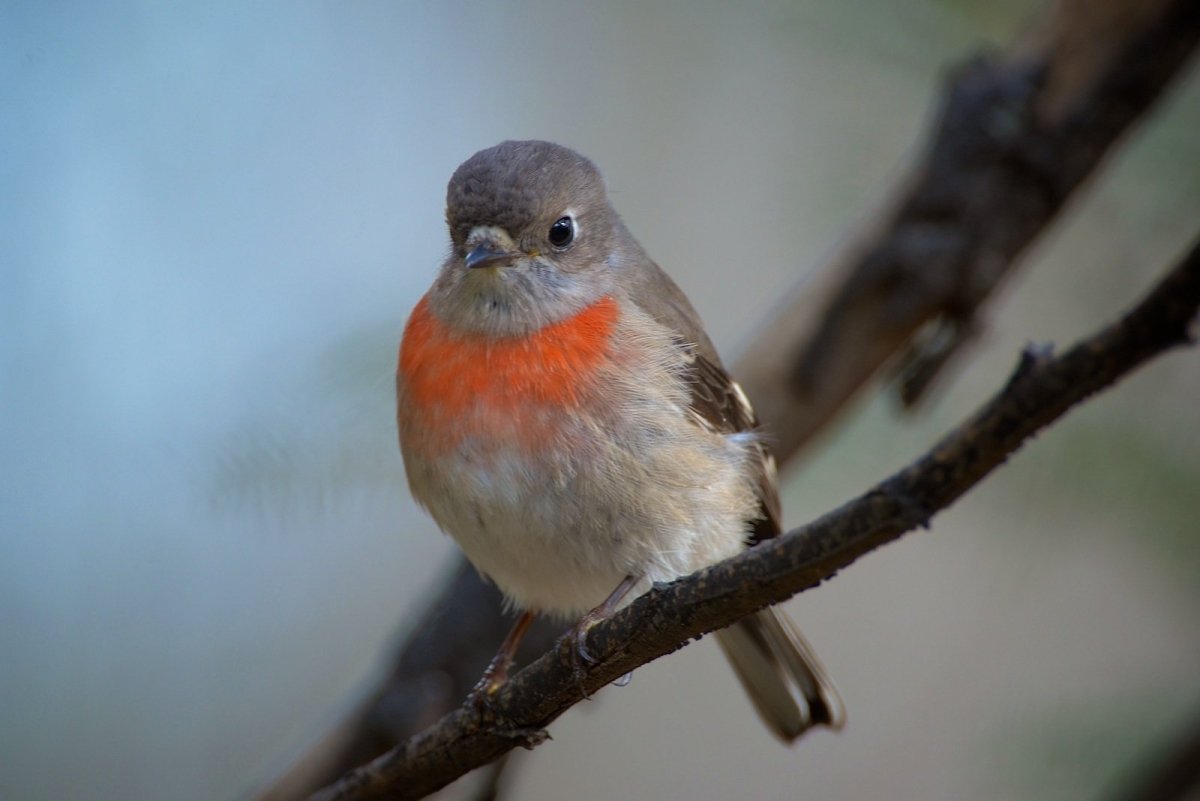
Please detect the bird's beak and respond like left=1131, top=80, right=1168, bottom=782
left=464, top=242, right=518, bottom=270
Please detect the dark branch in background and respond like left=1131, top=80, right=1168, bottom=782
left=737, top=0, right=1199, bottom=458
left=251, top=0, right=1199, bottom=798
left=252, top=562, right=560, bottom=801
left=1106, top=704, right=1200, bottom=801
left=309, top=241, right=1200, bottom=801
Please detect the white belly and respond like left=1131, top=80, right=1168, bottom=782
left=404, top=412, right=759, bottom=619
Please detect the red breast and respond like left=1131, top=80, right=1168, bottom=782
left=398, top=294, right=620, bottom=455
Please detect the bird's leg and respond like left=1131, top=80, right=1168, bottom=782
left=465, top=611, right=551, bottom=746
left=471, top=610, right=535, bottom=700
left=568, top=574, right=640, bottom=698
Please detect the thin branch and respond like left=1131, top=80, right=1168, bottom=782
left=309, top=239, right=1200, bottom=801
left=250, top=564, right=557, bottom=801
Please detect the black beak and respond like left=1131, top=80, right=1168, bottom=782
left=464, top=242, right=518, bottom=270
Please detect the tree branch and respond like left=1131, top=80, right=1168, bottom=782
left=737, top=0, right=1199, bottom=459
left=309, top=238, right=1200, bottom=801
left=251, top=561, right=559, bottom=801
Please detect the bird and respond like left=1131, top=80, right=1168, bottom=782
left=396, top=139, right=844, bottom=741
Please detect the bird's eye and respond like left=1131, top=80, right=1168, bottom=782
left=548, top=216, right=575, bottom=248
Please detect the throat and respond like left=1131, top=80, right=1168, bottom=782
left=400, top=295, right=620, bottom=437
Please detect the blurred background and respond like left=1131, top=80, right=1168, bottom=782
left=2, top=2, right=1198, bottom=799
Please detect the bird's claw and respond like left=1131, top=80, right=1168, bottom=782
left=567, top=615, right=602, bottom=699
left=464, top=673, right=550, bottom=748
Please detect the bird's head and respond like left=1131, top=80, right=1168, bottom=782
left=428, top=140, right=625, bottom=336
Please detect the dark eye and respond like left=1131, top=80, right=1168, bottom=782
left=548, top=216, right=575, bottom=248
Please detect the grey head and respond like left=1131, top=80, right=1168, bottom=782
left=429, top=140, right=628, bottom=336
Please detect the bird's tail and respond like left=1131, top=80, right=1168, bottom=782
left=715, top=607, right=845, bottom=742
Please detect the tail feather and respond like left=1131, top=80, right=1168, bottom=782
left=715, top=607, right=845, bottom=742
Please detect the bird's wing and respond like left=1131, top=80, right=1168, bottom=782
left=676, top=340, right=782, bottom=544
left=624, top=257, right=782, bottom=544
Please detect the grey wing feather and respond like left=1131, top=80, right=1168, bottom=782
left=623, top=255, right=782, bottom=544
left=678, top=342, right=783, bottom=545
left=625, top=252, right=844, bottom=742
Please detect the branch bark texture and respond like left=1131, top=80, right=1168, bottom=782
left=309, top=240, right=1200, bottom=801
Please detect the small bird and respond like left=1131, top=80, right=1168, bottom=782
left=396, top=140, right=844, bottom=741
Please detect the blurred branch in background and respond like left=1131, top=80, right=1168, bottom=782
left=252, top=560, right=551, bottom=801
left=252, top=0, right=1198, bottom=798
left=1107, top=704, right=1200, bottom=801
left=308, top=239, right=1200, bottom=801
left=741, top=0, right=1199, bottom=457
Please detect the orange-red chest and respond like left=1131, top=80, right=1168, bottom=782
left=397, top=295, right=620, bottom=455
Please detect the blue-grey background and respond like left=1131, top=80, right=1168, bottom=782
left=3, top=2, right=1198, bottom=800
